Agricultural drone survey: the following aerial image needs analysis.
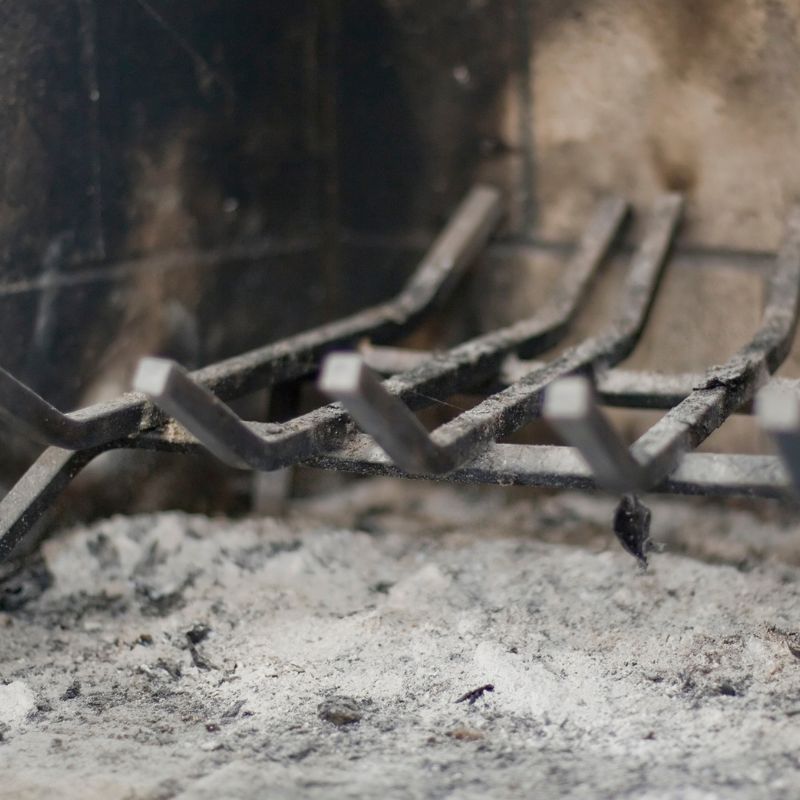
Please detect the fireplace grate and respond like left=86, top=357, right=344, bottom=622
left=2, top=185, right=800, bottom=563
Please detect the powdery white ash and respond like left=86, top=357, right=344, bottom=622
left=1, top=481, right=800, bottom=799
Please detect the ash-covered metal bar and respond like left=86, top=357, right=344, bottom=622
left=363, top=347, right=800, bottom=411
left=0, top=185, right=502, bottom=450
left=134, top=198, right=627, bottom=472
left=543, top=375, right=642, bottom=492
left=624, top=206, right=800, bottom=488
left=11, top=193, right=800, bottom=567
left=308, top=435, right=790, bottom=499
left=133, top=358, right=262, bottom=470
left=193, top=185, right=505, bottom=400
left=542, top=206, right=800, bottom=493
left=424, top=194, right=681, bottom=471
left=319, top=353, right=453, bottom=473
left=0, top=424, right=793, bottom=563
left=0, top=197, right=628, bottom=558
left=0, top=446, right=109, bottom=561
left=319, top=194, right=681, bottom=474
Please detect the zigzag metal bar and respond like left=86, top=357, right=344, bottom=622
left=133, top=198, right=627, bottom=472
left=0, top=185, right=503, bottom=450
left=318, top=195, right=682, bottom=474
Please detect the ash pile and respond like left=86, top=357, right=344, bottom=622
left=2, top=481, right=800, bottom=799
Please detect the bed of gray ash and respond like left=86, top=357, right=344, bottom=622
left=3, top=480, right=800, bottom=799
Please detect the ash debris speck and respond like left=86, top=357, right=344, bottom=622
left=60, top=680, right=81, bottom=701
left=317, top=696, right=365, bottom=726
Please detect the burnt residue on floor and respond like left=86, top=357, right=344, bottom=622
left=0, top=556, right=52, bottom=612
left=3, top=502, right=800, bottom=798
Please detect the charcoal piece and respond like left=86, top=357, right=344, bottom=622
left=613, top=494, right=652, bottom=566
left=455, top=684, right=495, bottom=705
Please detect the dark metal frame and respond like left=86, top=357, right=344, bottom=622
left=2, top=186, right=800, bottom=562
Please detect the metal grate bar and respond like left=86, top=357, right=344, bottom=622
left=132, top=197, right=626, bottom=472
left=363, top=348, right=800, bottom=411
left=6, top=192, right=800, bottom=565
left=624, top=207, right=800, bottom=487
left=542, top=209, right=800, bottom=493
left=425, top=194, right=682, bottom=470
left=1, top=427, right=792, bottom=564
left=0, top=186, right=502, bottom=451
left=0, top=447, right=101, bottom=560
left=307, top=435, right=790, bottom=499
left=320, top=195, right=682, bottom=473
